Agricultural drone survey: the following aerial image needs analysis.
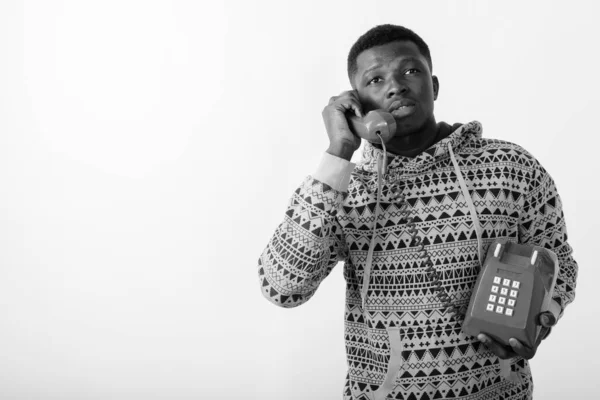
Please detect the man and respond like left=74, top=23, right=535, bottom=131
left=257, top=24, right=577, bottom=400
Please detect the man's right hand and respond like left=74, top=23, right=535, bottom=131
left=321, top=90, right=363, bottom=161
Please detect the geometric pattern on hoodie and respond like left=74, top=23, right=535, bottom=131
left=258, top=121, right=578, bottom=400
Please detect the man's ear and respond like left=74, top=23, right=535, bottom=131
left=432, top=75, right=440, bottom=100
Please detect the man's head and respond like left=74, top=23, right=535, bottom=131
left=347, top=24, right=433, bottom=85
left=347, top=24, right=440, bottom=155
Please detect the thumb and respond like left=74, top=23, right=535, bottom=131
left=535, top=326, right=551, bottom=348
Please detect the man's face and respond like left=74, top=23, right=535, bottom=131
left=353, top=40, right=439, bottom=137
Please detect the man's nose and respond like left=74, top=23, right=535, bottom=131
left=386, top=79, right=409, bottom=98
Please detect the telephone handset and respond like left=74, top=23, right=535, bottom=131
left=462, top=238, right=559, bottom=349
left=347, top=110, right=397, bottom=143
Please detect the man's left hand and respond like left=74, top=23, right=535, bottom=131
left=477, top=311, right=555, bottom=360
left=477, top=331, right=547, bottom=360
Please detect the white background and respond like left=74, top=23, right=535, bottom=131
left=1, top=0, right=598, bottom=399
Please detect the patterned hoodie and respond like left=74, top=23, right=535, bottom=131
left=257, top=121, right=577, bottom=400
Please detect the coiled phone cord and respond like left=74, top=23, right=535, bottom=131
left=390, top=190, right=467, bottom=322
left=366, top=133, right=483, bottom=322
left=367, top=133, right=513, bottom=381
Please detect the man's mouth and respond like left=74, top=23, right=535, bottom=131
left=389, top=100, right=416, bottom=118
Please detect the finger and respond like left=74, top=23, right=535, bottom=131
left=478, top=334, right=511, bottom=359
left=347, top=96, right=364, bottom=117
left=352, top=103, right=363, bottom=118
left=480, top=334, right=518, bottom=359
left=332, top=91, right=357, bottom=104
left=537, top=326, right=551, bottom=345
left=348, top=89, right=361, bottom=100
left=349, top=91, right=364, bottom=107
left=343, top=91, right=363, bottom=111
left=333, top=100, right=362, bottom=118
left=508, top=338, right=535, bottom=359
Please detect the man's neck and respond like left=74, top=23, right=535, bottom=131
left=373, top=121, right=442, bottom=157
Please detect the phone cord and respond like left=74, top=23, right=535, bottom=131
left=366, top=135, right=515, bottom=381
left=368, top=135, right=483, bottom=322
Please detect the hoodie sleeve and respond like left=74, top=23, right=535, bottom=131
left=518, top=161, right=578, bottom=322
left=257, top=152, right=355, bottom=308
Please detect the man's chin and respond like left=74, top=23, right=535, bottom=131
left=391, top=121, right=421, bottom=138
left=390, top=114, right=434, bottom=138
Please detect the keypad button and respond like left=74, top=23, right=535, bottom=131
left=496, top=306, right=504, bottom=314
left=506, top=308, right=513, bottom=316
left=491, top=286, right=499, bottom=293
left=503, top=278, right=511, bottom=286
left=507, top=299, right=516, bottom=307
left=489, top=294, right=497, bottom=302
left=493, top=276, right=501, bottom=284
left=498, top=297, right=506, bottom=305
left=486, top=304, right=495, bottom=311
left=500, top=288, right=508, bottom=296
left=512, top=281, right=520, bottom=289
left=510, top=290, right=518, bottom=298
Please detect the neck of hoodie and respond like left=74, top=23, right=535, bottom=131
left=371, top=121, right=458, bottom=158
left=360, top=121, right=483, bottom=178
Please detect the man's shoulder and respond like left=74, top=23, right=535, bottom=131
left=468, top=136, right=543, bottom=170
left=473, top=136, right=530, bottom=153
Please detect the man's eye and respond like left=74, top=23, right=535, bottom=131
left=405, top=68, right=419, bottom=75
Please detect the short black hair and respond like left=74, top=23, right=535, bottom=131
left=347, top=24, right=433, bottom=86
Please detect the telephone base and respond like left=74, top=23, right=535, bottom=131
left=462, top=239, right=558, bottom=349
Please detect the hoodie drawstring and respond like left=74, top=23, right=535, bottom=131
left=448, top=142, right=516, bottom=381
left=447, top=143, right=483, bottom=266
left=361, top=141, right=387, bottom=310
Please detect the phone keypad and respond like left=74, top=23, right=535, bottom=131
left=486, top=275, right=520, bottom=317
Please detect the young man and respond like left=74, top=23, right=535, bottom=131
left=257, top=24, right=577, bottom=400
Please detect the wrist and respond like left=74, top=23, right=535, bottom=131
left=327, top=142, right=356, bottom=161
